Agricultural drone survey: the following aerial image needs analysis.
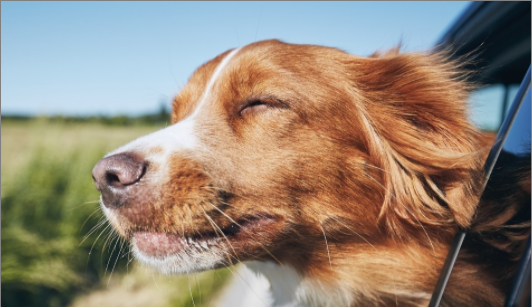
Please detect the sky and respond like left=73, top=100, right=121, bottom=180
left=1, top=1, right=471, bottom=116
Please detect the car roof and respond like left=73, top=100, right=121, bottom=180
left=437, top=1, right=531, bottom=85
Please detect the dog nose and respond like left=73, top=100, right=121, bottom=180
left=92, top=153, right=147, bottom=208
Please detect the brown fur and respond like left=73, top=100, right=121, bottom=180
left=100, top=40, right=530, bottom=306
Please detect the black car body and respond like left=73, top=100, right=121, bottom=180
left=430, top=2, right=531, bottom=306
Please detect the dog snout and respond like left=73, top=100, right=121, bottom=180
left=92, top=153, right=147, bottom=208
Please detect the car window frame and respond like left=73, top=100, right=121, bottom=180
left=428, top=67, right=531, bottom=307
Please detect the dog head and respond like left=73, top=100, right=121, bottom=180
left=92, top=40, right=483, bottom=278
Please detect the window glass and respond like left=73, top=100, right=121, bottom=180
left=506, top=84, right=521, bottom=113
left=469, top=84, right=522, bottom=132
left=469, top=84, right=505, bottom=132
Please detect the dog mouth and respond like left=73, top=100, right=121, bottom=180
left=132, top=214, right=278, bottom=258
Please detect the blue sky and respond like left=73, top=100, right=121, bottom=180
left=1, top=1, right=470, bottom=116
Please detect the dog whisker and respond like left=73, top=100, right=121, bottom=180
left=320, top=225, right=332, bottom=268
left=203, top=202, right=283, bottom=265
left=68, top=200, right=101, bottom=212
left=87, top=223, right=112, bottom=262
left=79, top=215, right=107, bottom=246
left=108, top=238, right=127, bottom=285
left=105, top=232, right=121, bottom=279
left=199, top=206, right=239, bottom=267
left=186, top=270, right=196, bottom=307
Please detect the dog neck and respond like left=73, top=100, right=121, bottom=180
left=244, top=261, right=355, bottom=307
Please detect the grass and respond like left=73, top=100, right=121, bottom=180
left=1, top=119, right=230, bottom=307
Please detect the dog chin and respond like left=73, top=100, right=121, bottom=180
left=131, top=242, right=226, bottom=275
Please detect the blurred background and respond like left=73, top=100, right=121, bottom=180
left=1, top=1, right=518, bottom=306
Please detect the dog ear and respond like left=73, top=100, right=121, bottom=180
left=348, top=51, right=486, bottom=238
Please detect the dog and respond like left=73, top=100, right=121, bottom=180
left=92, top=40, right=530, bottom=306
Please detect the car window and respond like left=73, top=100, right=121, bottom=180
left=470, top=83, right=522, bottom=132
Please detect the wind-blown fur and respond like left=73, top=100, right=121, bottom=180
left=94, top=40, right=530, bottom=306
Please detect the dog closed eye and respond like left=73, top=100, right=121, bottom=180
left=238, top=96, right=289, bottom=117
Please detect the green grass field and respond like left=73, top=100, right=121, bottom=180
left=1, top=119, right=229, bottom=307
